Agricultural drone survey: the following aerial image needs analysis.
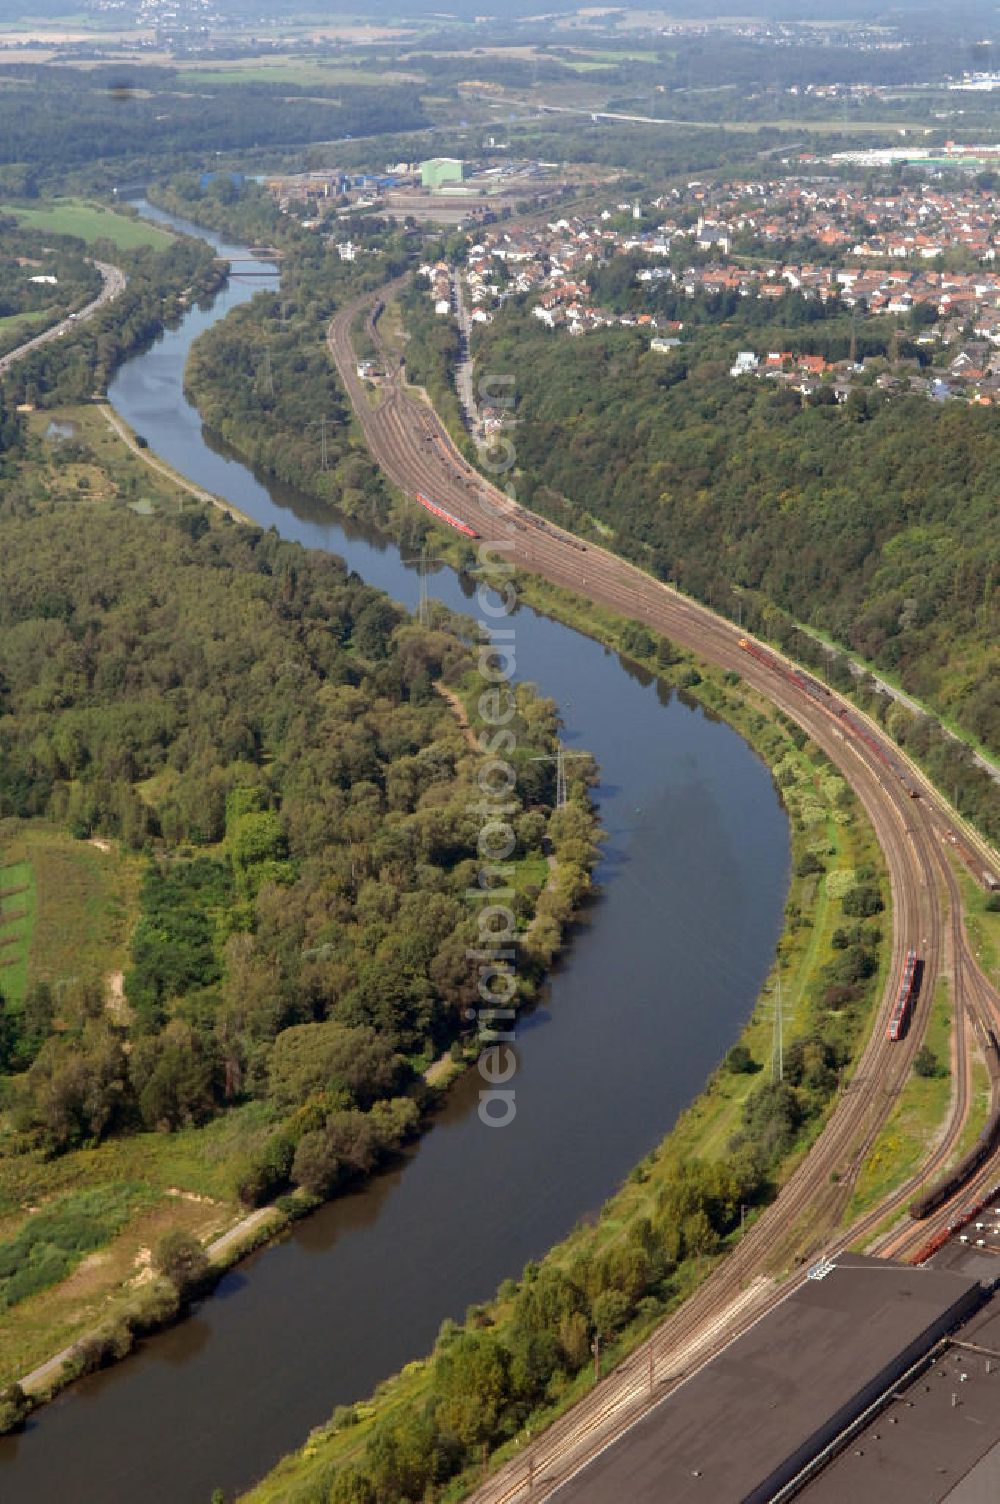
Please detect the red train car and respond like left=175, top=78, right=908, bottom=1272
left=415, top=492, right=480, bottom=539
left=886, top=948, right=918, bottom=1042
left=911, top=1227, right=951, bottom=1265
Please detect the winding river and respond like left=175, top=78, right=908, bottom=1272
left=0, top=202, right=790, bottom=1503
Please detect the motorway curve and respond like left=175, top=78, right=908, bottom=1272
left=327, top=288, right=1000, bottom=1504
left=0, top=260, right=126, bottom=379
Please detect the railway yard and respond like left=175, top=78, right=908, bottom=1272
left=325, top=283, right=1000, bottom=1503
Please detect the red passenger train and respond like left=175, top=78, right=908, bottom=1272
left=415, top=492, right=480, bottom=539
left=886, top=948, right=918, bottom=1042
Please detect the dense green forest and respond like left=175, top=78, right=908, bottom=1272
left=148, top=176, right=287, bottom=248
left=467, top=309, right=1000, bottom=797
left=0, top=66, right=426, bottom=194
left=0, top=481, right=596, bottom=1206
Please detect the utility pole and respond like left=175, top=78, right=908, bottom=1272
left=416, top=551, right=447, bottom=629
left=529, top=743, right=588, bottom=811
left=318, top=413, right=328, bottom=471
left=849, top=304, right=859, bottom=366
left=257, top=346, right=273, bottom=397
left=592, top=1334, right=601, bottom=1383
left=419, top=559, right=430, bottom=628
left=772, top=973, right=784, bottom=1085
left=648, top=1345, right=654, bottom=1398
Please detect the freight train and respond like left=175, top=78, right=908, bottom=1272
left=886, top=949, right=919, bottom=1042
left=522, top=512, right=589, bottom=553
left=910, top=1167, right=1000, bottom=1265
left=415, top=492, right=480, bottom=539
left=738, top=638, right=920, bottom=798
left=909, top=1108, right=1000, bottom=1226
left=909, top=1027, right=1000, bottom=1237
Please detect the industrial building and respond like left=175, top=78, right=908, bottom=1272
left=420, top=157, right=467, bottom=190
left=796, top=1278, right=1000, bottom=1504
left=557, top=1255, right=985, bottom=1504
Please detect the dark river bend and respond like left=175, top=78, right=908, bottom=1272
left=0, top=201, right=790, bottom=1503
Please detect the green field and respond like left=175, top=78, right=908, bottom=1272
left=9, top=200, right=173, bottom=251
left=175, top=60, right=420, bottom=88
left=0, top=857, right=35, bottom=1006
left=0, top=823, right=141, bottom=1009
left=0, top=308, right=53, bottom=339
left=559, top=47, right=662, bottom=70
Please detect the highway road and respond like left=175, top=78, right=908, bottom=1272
left=327, top=287, right=1000, bottom=1503
left=0, top=259, right=126, bottom=379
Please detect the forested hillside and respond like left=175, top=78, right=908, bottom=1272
left=472, top=312, right=1000, bottom=762
left=0, top=489, right=596, bottom=1212
left=0, top=66, right=427, bottom=193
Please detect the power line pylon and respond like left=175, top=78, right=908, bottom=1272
left=530, top=742, right=588, bottom=810
left=771, top=973, right=785, bottom=1084
left=417, top=549, right=447, bottom=628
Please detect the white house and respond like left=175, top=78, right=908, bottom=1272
left=730, top=351, right=760, bottom=377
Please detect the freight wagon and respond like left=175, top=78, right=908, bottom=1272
left=738, top=638, right=920, bottom=799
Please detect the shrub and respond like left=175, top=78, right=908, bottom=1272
left=592, top=1289, right=631, bottom=1340
left=842, top=883, right=883, bottom=917
left=914, top=1045, right=946, bottom=1079
left=0, top=1385, right=29, bottom=1435
left=153, top=1229, right=210, bottom=1298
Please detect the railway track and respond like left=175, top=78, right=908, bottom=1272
left=326, top=285, right=1000, bottom=1504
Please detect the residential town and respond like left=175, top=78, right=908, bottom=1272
left=414, top=167, right=1000, bottom=405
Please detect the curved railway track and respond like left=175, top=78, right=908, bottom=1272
left=326, top=286, right=1000, bottom=1503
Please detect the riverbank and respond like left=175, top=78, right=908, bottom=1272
left=0, top=398, right=605, bottom=1440
left=15, top=1202, right=287, bottom=1407
left=241, top=631, right=890, bottom=1503
left=98, top=403, right=253, bottom=523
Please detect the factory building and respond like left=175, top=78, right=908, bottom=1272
left=420, top=157, right=467, bottom=190
left=557, top=1255, right=985, bottom=1504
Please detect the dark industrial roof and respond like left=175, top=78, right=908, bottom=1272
left=799, top=1292, right=1000, bottom=1504
left=557, top=1254, right=983, bottom=1504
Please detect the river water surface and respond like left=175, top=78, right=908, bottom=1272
left=0, top=201, right=790, bottom=1503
